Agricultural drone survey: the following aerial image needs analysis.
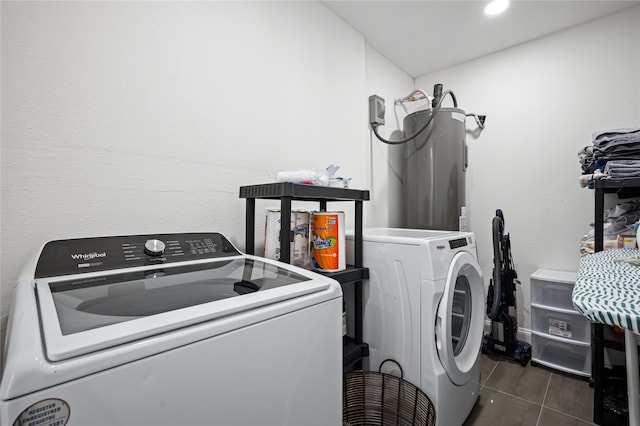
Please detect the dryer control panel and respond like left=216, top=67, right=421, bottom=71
left=448, top=237, right=470, bottom=249
left=35, top=232, right=240, bottom=278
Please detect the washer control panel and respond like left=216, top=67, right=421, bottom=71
left=35, top=232, right=240, bottom=278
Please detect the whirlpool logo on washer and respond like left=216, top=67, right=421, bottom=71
left=70, top=251, right=107, bottom=261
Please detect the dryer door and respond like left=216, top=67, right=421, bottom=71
left=435, top=251, right=484, bottom=385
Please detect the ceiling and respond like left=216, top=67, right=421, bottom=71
left=323, top=0, right=639, bottom=78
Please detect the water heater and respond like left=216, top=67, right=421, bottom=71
left=402, top=107, right=466, bottom=231
left=369, top=85, right=484, bottom=231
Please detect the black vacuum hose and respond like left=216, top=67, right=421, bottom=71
left=487, top=216, right=503, bottom=320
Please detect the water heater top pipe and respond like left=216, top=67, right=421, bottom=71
left=394, top=89, right=433, bottom=105
left=466, top=113, right=486, bottom=129
left=371, top=89, right=459, bottom=145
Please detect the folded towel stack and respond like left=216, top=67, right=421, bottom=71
left=578, top=127, right=640, bottom=187
left=580, top=200, right=640, bottom=255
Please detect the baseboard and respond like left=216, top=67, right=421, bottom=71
left=484, top=319, right=532, bottom=344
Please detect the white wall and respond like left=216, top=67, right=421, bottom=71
left=3, top=0, right=637, bottom=368
left=0, top=1, right=368, bottom=358
left=364, top=45, right=414, bottom=227
left=413, top=7, right=640, bottom=333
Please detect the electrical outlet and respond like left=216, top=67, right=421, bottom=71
left=368, top=94, right=385, bottom=126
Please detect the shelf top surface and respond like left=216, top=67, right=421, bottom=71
left=239, top=182, right=370, bottom=201
left=594, top=177, right=640, bottom=191
left=531, top=269, right=577, bottom=284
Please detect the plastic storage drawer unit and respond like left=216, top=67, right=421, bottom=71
left=530, top=269, right=590, bottom=377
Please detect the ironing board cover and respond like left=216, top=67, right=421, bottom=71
left=573, top=248, right=640, bottom=333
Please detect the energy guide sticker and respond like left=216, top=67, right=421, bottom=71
left=13, top=398, right=70, bottom=426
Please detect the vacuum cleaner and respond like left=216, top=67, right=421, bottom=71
left=483, top=209, right=531, bottom=367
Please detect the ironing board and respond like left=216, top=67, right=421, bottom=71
left=573, top=248, right=640, bottom=426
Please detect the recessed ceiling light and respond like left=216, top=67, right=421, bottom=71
left=484, top=0, right=509, bottom=16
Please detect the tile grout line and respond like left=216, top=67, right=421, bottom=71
left=541, top=405, right=597, bottom=425
left=535, top=372, right=552, bottom=426
left=481, top=384, right=544, bottom=407
left=481, top=356, right=502, bottom=387
left=478, top=354, right=595, bottom=425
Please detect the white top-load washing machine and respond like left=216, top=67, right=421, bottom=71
left=1, top=232, right=342, bottom=426
left=347, top=228, right=484, bottom=426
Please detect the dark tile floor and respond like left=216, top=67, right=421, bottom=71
left=463, top=353, right=596, bottom=426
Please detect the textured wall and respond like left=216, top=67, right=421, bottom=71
left=413, top=7, right=640, bottom=333
left=0, top=1, right=367, bottom=359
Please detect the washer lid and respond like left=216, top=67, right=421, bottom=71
left=36, top=257, right=329, bottom=361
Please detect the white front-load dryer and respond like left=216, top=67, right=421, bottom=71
left=348, top=228, right=484, bottom=426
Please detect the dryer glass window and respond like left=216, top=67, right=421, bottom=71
left=451, top=275, right=471, bottom=356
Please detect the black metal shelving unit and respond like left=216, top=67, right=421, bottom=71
left=239, top=182, right=370, bottom=370
left=592, top=177, right=640, bottom=425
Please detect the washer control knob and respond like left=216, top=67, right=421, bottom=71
left=144, top=239, right=166, bottom=256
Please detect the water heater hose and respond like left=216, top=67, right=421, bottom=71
left=394, top=89, right=433, bottom=105
left=372, top=89, right=458, bottom=145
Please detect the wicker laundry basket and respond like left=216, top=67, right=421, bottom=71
left=343, top=360, right=436, bottom=426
